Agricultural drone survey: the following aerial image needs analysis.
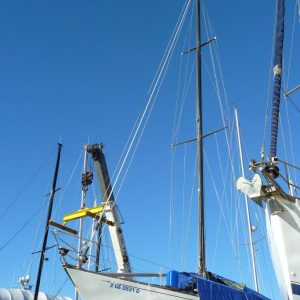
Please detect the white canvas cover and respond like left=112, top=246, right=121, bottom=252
left=0, top=289, right=71, bottom=300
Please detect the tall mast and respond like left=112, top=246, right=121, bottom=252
left=269, top=0, right=285, bottom=159
left=196, top=0, right=205, bottom=276
left=34, top=143, right=62, bottom=300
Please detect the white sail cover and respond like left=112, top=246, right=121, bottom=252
left=0, top=289, right=71, bottom=300
left=236, top=174, right=262, bottom=200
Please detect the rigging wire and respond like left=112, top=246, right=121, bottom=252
left=109, top=0, right=193, bottom=205
left=211, top=208, right=222, bottom=270
left=202, top=7, right=233, bottom=217
left=203, top=6, right=230, bottom=124
left=203, top=7, right=238, bottom=221
left=27, top=192, right=51, bottom=278
left=282, top=94, right=297, bottom=184
left=213, top=128, right=233, bottom=229
left=173, top=3, right=194, bottom=144
left=53, top=278, right=69, bottom=299
left=203, top=148, right=244, bottom=279
left=0, top=150, right=55, bottom=222
left=80, top=1, right=195, bottom=264
left=202, top=6, right=250, bottom=279
left=0, top=148, right=66, bottom=289
left=113, top=30, right=183, bottom=199
left=53, top=149, right=84, bottom=217
left=180, top=144, right=187, bottom=270
left=281, top=0, right=299, bottom=186
left=169, top=3, right=195, bottom=269
left=259, top=236, right=276, bottom=299
left=113, top=1, right=190, bottom=199
left=3, top=149, right=83, bottom=290
left=211, top=127, right=240, bottom=270
left=93, top=239, right=171, bottom=271
left=285, top=0, right=298, bottom=90
left=0, top=208, right=41, bottom=253
left=285, top=93, right=300, bottom=114
left=170, top=61, right=196, bottom=269
left=279, top=109, right=290, bottom=170
left=231, top=136, right=249, bottom=280
left=182, top=152, right=197, bottom=270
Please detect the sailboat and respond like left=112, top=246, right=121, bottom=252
left=49, top=0, right=271, bottom=299
left=237, top=0, right=300, bottom=299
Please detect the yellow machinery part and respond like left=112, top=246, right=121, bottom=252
left=63, top=205, right=104, bottom=225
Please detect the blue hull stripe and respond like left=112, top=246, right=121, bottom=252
left=292, top=282, right=300, bottom=296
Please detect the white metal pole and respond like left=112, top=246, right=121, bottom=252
left=75, top=145, right=88, bottom=300
left=87, top=198, right=98, bottom=270
left=234, top=107, right=259, bottom=292
left=78, top=145, right=88, bottom=260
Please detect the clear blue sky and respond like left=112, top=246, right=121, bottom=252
left=0, top=1, right=299, bottom=299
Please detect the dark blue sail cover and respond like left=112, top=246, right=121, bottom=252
left=270, top=0, right=285, bottom=158
left=167, top=271, right=270, bottom=300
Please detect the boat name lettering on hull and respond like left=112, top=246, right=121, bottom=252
left=109, top=282, right=141, bottom=294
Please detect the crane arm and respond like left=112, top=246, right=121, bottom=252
left=86, top=144, right=131, bottom=273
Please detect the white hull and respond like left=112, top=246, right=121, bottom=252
left=265, top=197, right=300, bottom=300
left=65, top=266, right=198, bottom=300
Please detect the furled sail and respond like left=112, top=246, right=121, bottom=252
left=269, top=0, right=285, bottom=158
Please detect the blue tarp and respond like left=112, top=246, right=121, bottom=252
left=168, top=272, right=270, bottom=300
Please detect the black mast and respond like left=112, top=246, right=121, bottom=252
left=34, top=143, right=62, bottom=300
left=196, top=0, right=206, bottom=276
